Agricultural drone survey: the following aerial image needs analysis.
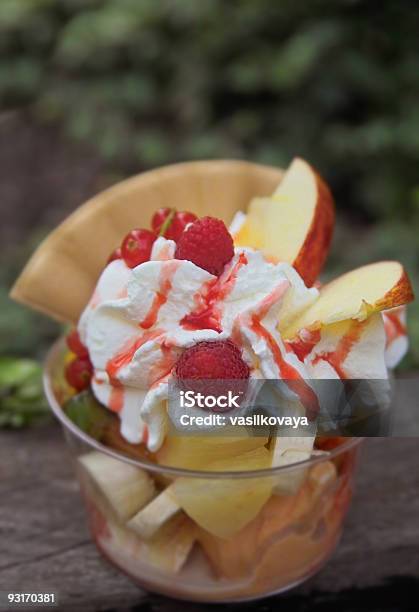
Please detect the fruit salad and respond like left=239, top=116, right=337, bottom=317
left=14, top=158, right=414, bottom=602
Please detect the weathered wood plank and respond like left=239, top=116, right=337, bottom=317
left=1, top=423, right=418, bottom=611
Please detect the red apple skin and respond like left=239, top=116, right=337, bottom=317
left=376, top=268, right=415, bottom=310
left=283, top=261, right=415, bottom=341
left=293, top=169, right=335, bottom=287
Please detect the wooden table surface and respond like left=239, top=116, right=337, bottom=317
left=1, top=423, right=419, bottom=612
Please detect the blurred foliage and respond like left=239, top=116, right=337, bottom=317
left=0, top=233, right=61, bottom=359
left=0, top=0, right=418, bottom=366
left=0, top=356, right=50, bottom=427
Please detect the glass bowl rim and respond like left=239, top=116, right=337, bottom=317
left=44, top=338, right=363, bottom=480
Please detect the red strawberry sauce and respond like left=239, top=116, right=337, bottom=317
left=250, top=317, right=320, bottom=418
left=139, top=260, right=180, bottom=330
left=105, top=262, right=183, bottom=411
left=109, top=384, right=124, bottom=413
left=106, top=329, right=164, bottom=412
left=181, top=252, right=248, bottom=332
left=247, top=280, right=320, bottom=417
left=286, top=329, right=321, bottom=361
left=384, top=308, right=406, bottom=346
left=310, top=319, right=366, bottom=379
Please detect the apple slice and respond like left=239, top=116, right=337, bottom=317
left=284, top=261, right=414, bottom=340
left=235, top=157, right=335, bottom=286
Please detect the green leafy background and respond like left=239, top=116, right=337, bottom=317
left=1, top=1, right=418, bottom=425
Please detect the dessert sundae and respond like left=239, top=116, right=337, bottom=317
left=12, top=158, right=414, bottom=601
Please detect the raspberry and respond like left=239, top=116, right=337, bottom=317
left=65, top=356, right=93, bottom=392
left=174, top=340, right=249, bottom=409
left=66, top=329, right=89, bottom=358
left=175, top=216, right=234, bottom=276
left=151, top=208, right=197, bottom=242
left=175, top=339, right=250, bottom=380
left=121, top=228, right=157, bottom=268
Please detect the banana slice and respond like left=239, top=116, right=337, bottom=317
left=271, top=435, right=315, bottom=495
left=78, top=451, right=155, bottom=521
left=106, top=511, right=196, bottom=573
left=127, top=484, right=180, bottom=539
left=272, top=435, right=315, bottom=463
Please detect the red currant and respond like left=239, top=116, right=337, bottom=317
left=66, top=329, right=89, bottom=358
left=65, top=356, right=93, bottom=392
left=151, top=208, right=197, bottom=242
left=151, top=208, right=174, bottom=235
left=171, top=211, right=197, bottom=241
left=121, top=229, right=157, bottom=268
left=107, top=247, right=122, bottom=264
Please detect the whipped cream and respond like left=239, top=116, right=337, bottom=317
left=79, top=224, right=404, bottom=452
left=79, top=235, right=322, bottom=451
left=383, top=306, right=408, bottom=368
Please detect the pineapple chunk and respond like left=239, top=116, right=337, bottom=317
left=156, top=433, right=268, bottom=470
left=172, top=447, right=273, bottom=539
left=127, top=485, right=180, bottom=539
left=78, top=451, right=155, bottom=521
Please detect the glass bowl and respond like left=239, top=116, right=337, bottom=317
left=44, top=339, right=362, bottom=603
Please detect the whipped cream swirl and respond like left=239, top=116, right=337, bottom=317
left=79, top=234, right=401, bottom=451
